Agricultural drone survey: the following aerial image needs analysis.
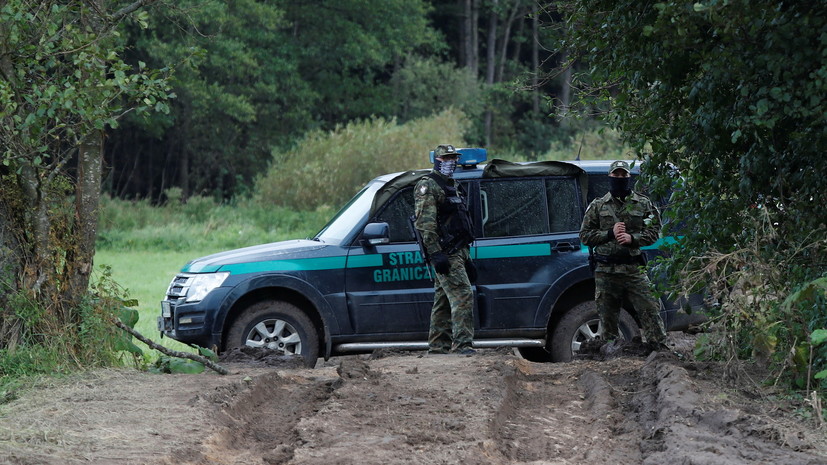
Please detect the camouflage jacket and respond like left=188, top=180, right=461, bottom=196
left=579, top=191, right=661, bottom=269
left=414, top=171, right=467, bottom=257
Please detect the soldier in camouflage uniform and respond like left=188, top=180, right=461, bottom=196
left=579, top=160, right=667, bottom=347
left=414, top=144, right=476, bottom=355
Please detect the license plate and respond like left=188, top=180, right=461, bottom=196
left=161, top=300, right=171, bottom=317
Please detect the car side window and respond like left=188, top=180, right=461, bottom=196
left=375, top=188, right=417, bottom=243
left=546, top=179, right=581, bottom=232
left=481, top=179, right=548, bottom=237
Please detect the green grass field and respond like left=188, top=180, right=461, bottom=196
left=94, top=248, right=220, bottom=356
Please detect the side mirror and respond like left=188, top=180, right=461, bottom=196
left=362, top=222, right=390, bottom=247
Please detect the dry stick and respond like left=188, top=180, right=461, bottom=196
left=113, top=319, right=228, bottom=375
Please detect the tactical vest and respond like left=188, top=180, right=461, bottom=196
left=428, top=172, right=475, bottom=254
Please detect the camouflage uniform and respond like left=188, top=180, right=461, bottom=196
left=414, top=172, right=474, bottom=353
left=579, top=188, right=667, bottom=344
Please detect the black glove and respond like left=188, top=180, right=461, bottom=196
left=464, top=259, right=477, bottom=283
left=430, top=251, right=450, bottom=275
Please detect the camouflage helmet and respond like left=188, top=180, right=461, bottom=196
left=434, top=144, right=460, bottom=159
left=609, top=160, right=631, bottom=175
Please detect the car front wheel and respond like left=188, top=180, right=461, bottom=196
left=226, top=301, right=319, bottom=368
left=549, top=300, right=640, bottom=362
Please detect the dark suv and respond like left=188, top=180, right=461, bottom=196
left=158, top=150, right=703, bottom=366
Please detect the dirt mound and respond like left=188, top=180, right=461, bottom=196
left=1, top=344, right=825, bottom=465
left=219, top=346, right=307, bottom=368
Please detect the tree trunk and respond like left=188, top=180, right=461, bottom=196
left=62, top=132, right=103, bottom=313
left=532, top=13, right=540, bottom=115
left=484, top=0, right=498, bottom=146
left=470, top=0, right=479, bottom=74
left=510, top=8, right=526, bottom=70
left=0, top=187, right=24, bottom=350
left=496, top=0, right=523, bottom=83
left=560, top=51, right=572, bottom=117
left=459, top=0, right=468, bottom=67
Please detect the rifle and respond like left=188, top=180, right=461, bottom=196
left=409, top=214, right=434, bottom=281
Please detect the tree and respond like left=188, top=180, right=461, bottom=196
left=0, top=1, right=171, bottom=351
left=554, top=1, right=827, bottom=378
left=108, top=0, right=440, bottom=201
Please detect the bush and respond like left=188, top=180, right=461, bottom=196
left=672, top=211, right=827, bottom=393
left=0, top=270, right=137, bottom=401
left=255, top=108, right=469, bottom=210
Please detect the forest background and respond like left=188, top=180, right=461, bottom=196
left=1, top=0, right=826, bottom=408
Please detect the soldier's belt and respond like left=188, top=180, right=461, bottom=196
left=593, top=254, right=645, bottom=265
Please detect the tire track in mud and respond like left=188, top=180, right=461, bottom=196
left=287, top=355, right=511, bottom=465
left=493, top=353, right=827, bottom=465
left=155, top=352, right=827, bottom=465
left=159, top=368, right=342, bottom=465
left=491, top=358, right=644, bottom=464
left=630, top=353, right=826, bottom=465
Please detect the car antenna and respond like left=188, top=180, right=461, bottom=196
left=575, top=143, right=582, bottom=161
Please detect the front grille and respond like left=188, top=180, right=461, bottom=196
left=165, top=273, right=195, bottom=301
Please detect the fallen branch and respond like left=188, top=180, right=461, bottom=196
left=114, top=319, right=228, bottom=375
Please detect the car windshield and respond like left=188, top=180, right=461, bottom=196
left=314, top=180, right=382, bottom=244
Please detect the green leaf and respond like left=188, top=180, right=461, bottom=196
left=811, top=329, right=827, bottom=346
left=168, top=358, right=205, bottom=374
left=198, top=346, right=219, bottom=361
left=116, top=306, right=140, bottom=328
left=815, top=370, right=827, bottom=380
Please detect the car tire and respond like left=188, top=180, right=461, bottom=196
left=226, top=301, right=319, bottom=368
left=548, top=300, right=640, bottom=362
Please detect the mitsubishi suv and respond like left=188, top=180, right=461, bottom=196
left=158, top=149, right=704, bottom=366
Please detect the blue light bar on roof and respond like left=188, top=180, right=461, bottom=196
left=428, top=147, right=487, bottom=167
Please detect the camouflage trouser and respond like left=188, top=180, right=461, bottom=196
left=594, top=269, right=666, bottom=344
left=428, top=249, right=474, bottom=353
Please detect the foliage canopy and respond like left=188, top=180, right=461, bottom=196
left=557, top=0, right=827, bottom=388
left=0, top=0, right=171, bottom=371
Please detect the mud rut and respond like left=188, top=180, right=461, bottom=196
left=156, top=351, right=825, bottom=465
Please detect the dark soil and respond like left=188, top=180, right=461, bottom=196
left=1, top=333, right=826, bottom=465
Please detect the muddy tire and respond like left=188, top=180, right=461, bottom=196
left=549, top=301, right=640, bottom=362
left=226, top=301, right=319, bottom=368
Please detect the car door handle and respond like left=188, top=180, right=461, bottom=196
left=552, top=242, right=577, bottom=253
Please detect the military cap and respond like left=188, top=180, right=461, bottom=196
left=434, top=144, right=460, bottom=158
left=609, top=160, right=631, bottom=174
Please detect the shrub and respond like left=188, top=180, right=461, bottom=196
left=0, top=269, right=138, bottom=401
left=255, top=108, right=469, bottom=210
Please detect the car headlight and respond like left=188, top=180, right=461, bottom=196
left=186, top=272, right=230, bottom=302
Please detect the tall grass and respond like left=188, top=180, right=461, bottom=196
left=98, top=195, right=334, bottom=252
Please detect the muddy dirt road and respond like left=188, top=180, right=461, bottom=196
left=1, top=337, right=826, bottom=465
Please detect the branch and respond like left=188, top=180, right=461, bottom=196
left=113, top=319, right=228, bottom=375
left=110, top=0, right=161, bottom=23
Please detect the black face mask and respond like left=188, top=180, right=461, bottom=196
left=609, top=176, right=631, bottom=198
